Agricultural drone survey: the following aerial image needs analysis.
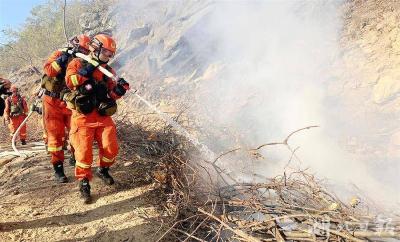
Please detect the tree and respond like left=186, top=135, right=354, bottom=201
left=0, top=0, right=91, bottom=74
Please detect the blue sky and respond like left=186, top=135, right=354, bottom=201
left=0, top=0, right=46, bottom=42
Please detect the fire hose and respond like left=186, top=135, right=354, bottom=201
left=73, top=52, right=133, bottom=95
left=10, top=51, right=121, bottom=157
left=11, top=90, right=44, bottom=156
left=72, top=52, right=218, bottom=164
left=74, top=52, right=119, bottom=81
left=9, top=50, right=126, bottom=157
left=75, top=53, right=216, bottom=161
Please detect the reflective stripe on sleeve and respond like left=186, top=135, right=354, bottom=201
left=51, top=61, right=61, bottom=72
left=71, top=75, right=79, bottom=86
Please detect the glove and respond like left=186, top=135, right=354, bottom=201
left=114, top=84, right=126, bottom=96
left=30, top=103, right=42, bottom=114
left=113, top=78, right=130, bottom=96
left=118, top=78, right=130, bottom=88
left=78, top=79, right=95, bottom=95
left=78, top=61, right=99, bottom=77
left=55, top=52, right=70, bottom=69
left=30, top=103, right=36, bottom=112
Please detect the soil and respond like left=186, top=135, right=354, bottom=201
left=0, top=142, right=167, bottom=242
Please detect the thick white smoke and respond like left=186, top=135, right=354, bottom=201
left=115, top=0, right=399, bottom=212
left=189, top=1, right=399, bottom=211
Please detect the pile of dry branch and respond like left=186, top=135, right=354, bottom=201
left=116, top=107, right=399, bottom=242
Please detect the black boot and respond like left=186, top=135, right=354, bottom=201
left=21, top=140, right=26, bottom=145
left=96, top=167, right=114, bottom=185
left=68, top=154, right=76, bottom=167
left=53, top=162, right=68, bottom=183
left=79, top=178, right=91, bottom=204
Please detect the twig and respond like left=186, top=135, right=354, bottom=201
left=198, top=208, right=261, bottom=242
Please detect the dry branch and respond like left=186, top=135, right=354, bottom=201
left=116, top=105, right=399, bottom=241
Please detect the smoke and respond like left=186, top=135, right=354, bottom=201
left=190, top=0, right=399, bottom=210
left=115, top=0, right=399, bottom=211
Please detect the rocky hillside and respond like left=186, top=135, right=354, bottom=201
left=3, top=0, right=398, bottom=201
left=333, top=0, right=400, bottom=172
left=341, top=0, right=400, bottom=106
left=1, top=0, right=399, bottom=240
left=109, top=0, right=400, bottom=208
left=109, top=0, right=400, bottom=166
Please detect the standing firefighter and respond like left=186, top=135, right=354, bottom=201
left=4, top=86, right=28, bottom=145
left=0, top=77, right=12, bottom=117
left=42, top=34, right=91, bottom=183
left=65, top=34, right=129, bottom=203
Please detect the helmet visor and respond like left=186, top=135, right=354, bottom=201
left=101, top=48, right=115, bottom=58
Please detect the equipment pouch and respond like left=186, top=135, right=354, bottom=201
left=63, top=91, right=79, bottom=110
left=98, top=98, right=117, bottom=116
left=41, top=74, right=63, bottom=93
left=75, top=94, right=95, bottom=114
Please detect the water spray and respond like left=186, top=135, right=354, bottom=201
left=75, top=52, right=217, bottom=162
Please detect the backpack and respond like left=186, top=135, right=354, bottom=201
left=41, top=48, right=73, bottom=94
left=8, top=95, right=24, bottom=117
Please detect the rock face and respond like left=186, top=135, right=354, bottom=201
left=111, top=1, right=214, bottom=103
left=372, top=75, right=400, bottom=103
left=77, top=0, right=400, bottom=163
left=79, top=0, right=116, bottom=36
left=335, top=0, right=400, bottom=163
left=8, top=66, right=41, bottom=95
left=340, top=0, right=400, bottom=106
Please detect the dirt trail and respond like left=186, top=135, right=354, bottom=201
left=0, top=142, right=166, bottom=242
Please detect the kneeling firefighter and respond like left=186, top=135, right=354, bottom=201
left=43, top=34, right=90, bottom=183
left=4, top=86, right=28, bottom=145
left=65, top=33, right=129, bottom=203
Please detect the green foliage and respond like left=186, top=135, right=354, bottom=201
left=0, top=0, right=91, bottom=74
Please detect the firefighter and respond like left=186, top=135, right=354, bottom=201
left=4, top=86, right=28, bottom=144
left=42, top=34, right=91, bottom=183
left=0, top=77, right=12, bottom=117
left=65, top=33, right=129, bottom=203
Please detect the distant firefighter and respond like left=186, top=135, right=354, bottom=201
left=4, top=85, right=28, bottom=145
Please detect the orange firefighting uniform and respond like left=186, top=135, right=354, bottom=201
left=66, top=58, right=121, bottom=180
left=43, top=49, right=74, bottom=164
left=4, top=94, right=28, bottom=141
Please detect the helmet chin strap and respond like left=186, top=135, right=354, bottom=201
left=90, top=39, right=111, bottom=64
left=92, top=51, right=109, bottom=65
